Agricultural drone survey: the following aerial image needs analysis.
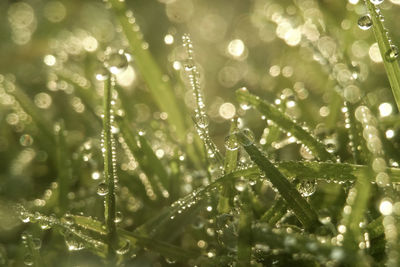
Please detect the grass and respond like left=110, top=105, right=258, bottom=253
left=1, top=0, right=400, bottom=266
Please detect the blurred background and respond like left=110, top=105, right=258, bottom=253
left=1, top=0, right=400, bottom=265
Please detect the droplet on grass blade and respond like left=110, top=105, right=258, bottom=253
left=357, top=15, right=372, bottom=30
left=224, top=134, right=239, bottom=151
left=108, top=52, right=128, bottom=74
left=95, top=67, right=109, bottom=81
left=96, top=182, right=108, bottom=196
left=385, top=45, right=399, bottom=62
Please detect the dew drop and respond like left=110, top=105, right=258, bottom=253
left=39, top=221, right=51, bottom=230
left=97, top=182, right=109, bottom=196
left=385, top=46, right=399, bottom=62
left=32, top=238, right=41, bottom=250
left=296, top=180, right=317, bottom=197
left=370, top=0, right=383, bottom=4
left=116, top=240, right=130, bottom=255
left=357, top=15, right=372, bottom=30
left=23, top=254, right=33, bottom=266
left=114, top=211, right=123, bottom=223
left=195, top=115, right=209, bottom=129
left=224, top=134, right=239, bottom=151
left=234, top=178, right=247, bottom=192
left=239, top=128, right=255, bottom=146
left=63, top=213, right=74, bottom=225
left=20, top=134, right=33, bottom=146
left=108, top=53, right=128, bottom=74
left=165, top=258, right=176, bottom=264
left=95, top=67, right=109, bottom=81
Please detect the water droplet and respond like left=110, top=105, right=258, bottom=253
left=63, top=213, right=74, bottom=225
left=239, top=128, right=255, bottom=146
left=95, top=67, right=109, bottom=81
left=370, top=0, right=384, bottom=5
left=296, top=180, right=316, bottom=197
left=20, top=213, right=31, bottom=223
left=23, top=254, right=33, bottom=266
left=65, top=232, right=85, bottom=251
left=165, top=258, right=176, bottom=264
left=114, top=211, right=123, bottom=223
left=184, top=64, right=195, bottom=71
left=224, top=134, right=239, bottom=151
left=357, top=15, right=372, bottom=30
left=234, top=178, right=247, bottom=192
left=20, top=134, right=33, bottom=146
left=97, top=182, right=108, bottom=196
left=39, top=221, right=51, bottom=230
left=108, top=53, right=128, bottom=74
left=385, top=46, right=399, bottom=62
left=116, top=240, right=130, bottom=255
left=32, top=238, right=41, bottom=250
left=195, top=115, right=209, bottom=129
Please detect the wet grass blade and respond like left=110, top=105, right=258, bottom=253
left=237, top=188, right=253, bottom=266
left=101, top=77, right=118, bottom=259
left=236, top=89, right=334, bottom=161
left=116, top=117, right=165, bottom=200
left=365, top=0, right=400, bottom=111
left=260, top=198, right=287, bottom=226
left=106, top=1, right=200, bottom=163
left=69, top=215, right=201, bottom=261
left=137, top=135, right=169, bottom=192
left=218, top=118, right=239, bottom=213
left=23, top=232, right=42, bottom=267
left=236, top=132, right=321, bottom=230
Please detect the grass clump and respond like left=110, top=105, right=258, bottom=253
left=0, top=0, right=400, bottom=266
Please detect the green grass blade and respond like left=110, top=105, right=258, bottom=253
left=236, top=132, right=321, bottom=230
left=101, top=76, right=118, bottom=258
left=69, top=214, right=200, bottom=261
left=137, top=135, right=169, bottom=192
left=116, top=117, right=165, bottom=200
left=106, top=1, right=189, bottom=145
left=260, top=198, right=287, bottom=226
left=236, top=89, right=335, bottom=161
left=218, top=118, right=239, bottom=213
left=237, top=188, right=252, bottom=266
left=22, top=232, right=42, bottom=267
left=365, top=0, right=400, bottom=111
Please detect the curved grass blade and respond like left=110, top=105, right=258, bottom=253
left=16, top=206, right=107, bottom=257
left=106, top=0, right=203, bottom=169
left=236, top=132, right=321, bottom=230
left=236, top=89, right=334, bottom=161
left=67, top=214, right=200, bottom=261
left=365, top=0, right=400, bottom=112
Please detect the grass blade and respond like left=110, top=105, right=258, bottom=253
left=218, top=118, right=239, bottom=213
left=237, top=188, right=253, bottom=266
left=106, top=0, right=204, bottom=169
left=365, top=0, right=400, bottom=111
left=101, top=76, right=118, bottom=258
left=236, top=88, right=335, bottom=161
left=236, top=131, right=321, bottom=230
